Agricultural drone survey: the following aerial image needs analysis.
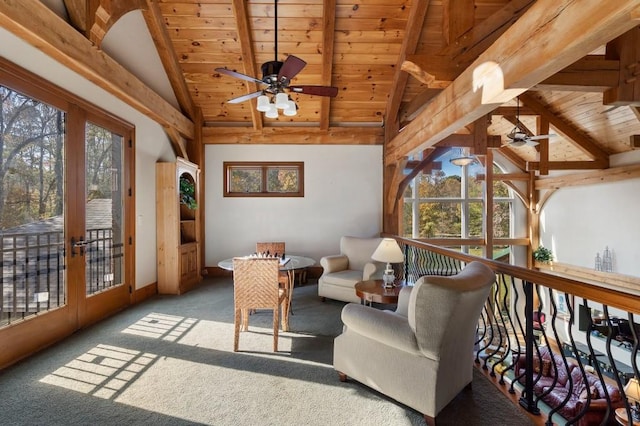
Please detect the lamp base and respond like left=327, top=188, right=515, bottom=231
left=382, top=271, right=395, bottom=288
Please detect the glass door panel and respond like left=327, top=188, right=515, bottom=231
left=84, top=122, right=124, bottom=296
left=0, top=86, right=67, bottom=326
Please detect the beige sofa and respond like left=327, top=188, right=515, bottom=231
left=333, top=262, right=496, bottom=425
left=318, top=236, right=384, bottom=303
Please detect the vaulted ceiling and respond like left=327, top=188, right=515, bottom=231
left=5, top=0, right=640, bottom=174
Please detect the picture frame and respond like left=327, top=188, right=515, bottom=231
left=554, top=292, right=573, bottom=322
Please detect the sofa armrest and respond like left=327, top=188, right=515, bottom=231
left=362, top=261, right=382, bottom=280
left=341, top=303, right=419, bottom=354
left=320, top=255, right=349, bottom=274
left=395, top=286, right=412, bottom=317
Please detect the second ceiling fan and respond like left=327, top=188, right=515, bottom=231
left=505, top=97, right=555, bottom=147
left=215, top=0, right=338, bottom=111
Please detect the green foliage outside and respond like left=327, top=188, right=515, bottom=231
left=229, top=165, right=299, bottom=194
left=402, top=161, right=512, bottom=240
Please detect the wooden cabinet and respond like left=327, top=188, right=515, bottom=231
left=156, top=158, right=202, bottom=294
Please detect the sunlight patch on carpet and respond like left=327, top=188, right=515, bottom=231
left=121, top=312, right=198, bottom=341
left=39, top=344, right=158, bottom=399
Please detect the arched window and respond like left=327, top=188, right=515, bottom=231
left=402, top=148, right=519, bottom=262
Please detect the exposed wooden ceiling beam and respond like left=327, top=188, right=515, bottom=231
left=62, top=0, right=99, bottom=34
left=406, top=0, right=535, bottom=82
left=498, top=147, right=527, bottom=170
left=527, top=160, right=609, bottom=171
left=0, top=0, right=195, bottom=140
left=89, top=0, right=146, bottom=48
left=407, top=55, right=621, bottom=92
left=535, top=164, right=640, bottom=190
left=432, top=133, right=502, bottom=148
left=519, top=93, right=609, bottom=164
left=202, top=126, right=383, bottom=145
left=532, top=57, right=620, bottom=91
left=319, top=0, right=336, bottom=131
left=399, top=88, right=441, bottom=124
left=443, top=0, right=474, bottom=46
left=143, top=0, right=196, bottom=120
left=385, top=0, right=640, bottom=165
left=231, top=0, right=263, bottom=131
left=604, top=26, right=640, bottom=106
left=384, top=0, right=431, bottom=139
left=443, top=0, right=536, bottom=63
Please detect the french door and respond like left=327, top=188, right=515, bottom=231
left=0, top=61, right=134, bottom=367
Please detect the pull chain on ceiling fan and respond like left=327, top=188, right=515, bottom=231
left=214, top=0, right=338, bottom=119
left=506, top=97, right=556, bottom=147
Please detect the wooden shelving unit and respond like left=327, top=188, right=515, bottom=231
left=156, top=157, right=202, bottom=294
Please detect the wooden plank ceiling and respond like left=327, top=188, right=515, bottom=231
left=58, top=0, right=640, bottom=172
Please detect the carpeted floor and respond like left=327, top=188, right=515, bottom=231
left=0, top=277, right=534, bottom=425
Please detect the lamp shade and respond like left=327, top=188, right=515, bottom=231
left=371, top=238, right=404, bottom=264
left=625, top=377, right=640, bottom=402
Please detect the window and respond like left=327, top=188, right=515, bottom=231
left=224, top=161, right=304, bottom=197
left=402, top=148, right=516, bottom=260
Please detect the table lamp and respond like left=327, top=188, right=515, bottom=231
left=624, top=377, right=640, bottom=422
left=371, top=238, right=404, bottom=288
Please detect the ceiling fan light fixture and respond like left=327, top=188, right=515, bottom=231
left=265, top=104, right=279, bottom=119
left=449, top=148, right=476, bottom=167
left=283, top=101, right=297, bottom=116
left=257, top=95, right=271, bottom=112
left=450, top=156, right=476, bottom=167
left=275, top=92, right=289, bottom=109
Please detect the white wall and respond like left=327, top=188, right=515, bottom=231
left=539, top=151, right=640, bottom=277
left=0, top=27, right=174, bottom=289
left=205, top=144, right=383, bottom=266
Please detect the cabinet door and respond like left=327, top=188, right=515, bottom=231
left=180, top=243, right=198, bottom=280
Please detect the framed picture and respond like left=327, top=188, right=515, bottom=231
left=554, top=292, right=573, bottom=322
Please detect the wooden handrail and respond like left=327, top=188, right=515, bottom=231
left=390, top=235, right=640, bottom=314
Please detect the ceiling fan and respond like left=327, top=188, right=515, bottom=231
left=214, top=0, right=338, bottom=109
left=505, top=97, right=555, bottom=147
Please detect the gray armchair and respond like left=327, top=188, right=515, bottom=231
left=333, top=261, right=496, bottom=425
left=318, top=236, right=384, bottom=303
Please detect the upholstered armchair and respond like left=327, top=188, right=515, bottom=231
left=333, top=261, right=496, bottom=425
left=318, top=236, right=384, bottom=303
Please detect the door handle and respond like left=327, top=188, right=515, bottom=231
left=71, top=236, right=88, bottom=257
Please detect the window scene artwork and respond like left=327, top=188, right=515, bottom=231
left=224, top=161, right=304, bottom=197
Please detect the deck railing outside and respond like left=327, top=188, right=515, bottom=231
left=1, top=228, right=122, bottom=326
left=394, top=236, right=640, bottom=426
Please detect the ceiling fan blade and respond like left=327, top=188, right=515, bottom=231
left=227, top=91, right=263, bottom=104
left=289, top=85, right=338, bottom=97
left=278, top=56, right=307, bottom=81
left=215, top=67, right=265, bottom=85
left=528, top=134, right=557, bottom=141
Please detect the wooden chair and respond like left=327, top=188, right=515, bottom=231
left=255, top=242, right=285, bottom=257
left=232, top=257, right=289, bottom=352
left=256, top=241, right=292, bottom=300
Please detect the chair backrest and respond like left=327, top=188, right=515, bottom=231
left=533, top=311, right=546, bottom=326
left=256, top=242, right=285, bottom=257
left=233, top=257, right=280, bottom=310
left=408, top=261, right=496, bottom=358
left=339, top=236, right=383, bottom=271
